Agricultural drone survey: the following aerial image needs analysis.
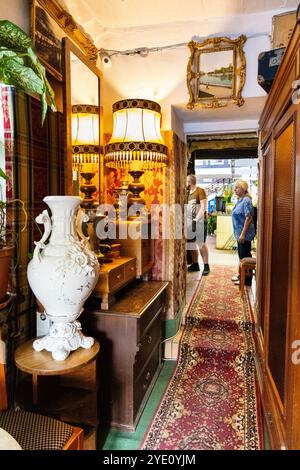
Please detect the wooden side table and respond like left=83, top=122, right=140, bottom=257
left=15, top=340, right=100, bottom=405
left=14, top=340, right=100, bottom=449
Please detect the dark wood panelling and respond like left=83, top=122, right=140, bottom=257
left=268, top=121, right=294, bottom=402
left=258, top=19, right=300, bottom=450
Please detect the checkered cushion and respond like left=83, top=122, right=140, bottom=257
left=0, top=409, right=73, bottom=450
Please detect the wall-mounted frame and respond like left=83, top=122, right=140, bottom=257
left=30, top=0, right=98, bottom=81
left=186, top=35, right=247, bottom=109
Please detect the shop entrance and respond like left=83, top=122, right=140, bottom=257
left=185, top=132, right=258, bottom=304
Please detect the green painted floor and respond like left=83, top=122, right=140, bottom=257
left=99, top=360, right=176, bottom=450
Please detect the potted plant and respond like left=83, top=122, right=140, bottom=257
left=0, top=19, right=56, bottom=123
left=0, top=20, right=56, bottom=303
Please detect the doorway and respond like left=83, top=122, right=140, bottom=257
left=186, top=132, right=258, bottom=306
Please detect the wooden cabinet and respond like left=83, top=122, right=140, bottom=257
left=82, top=281, right=168, bottom=432
left=258, top=18, right=300, bottom=450
left=93, top=257, right=136, bottom=309
left=115, top=220, right=154, bottom=278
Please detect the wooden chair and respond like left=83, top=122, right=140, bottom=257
left=0, top=329, right=84, bottom=450
left=239, top=257, right=256, bottom=292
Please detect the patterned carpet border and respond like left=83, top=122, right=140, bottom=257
left=141, top=267, right=264, bottom=450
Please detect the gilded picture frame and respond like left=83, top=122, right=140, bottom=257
left=186, top=35, right=247, bottom=109
left=30, top=0, right=98, bottom=81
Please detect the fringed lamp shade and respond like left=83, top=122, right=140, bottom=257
left=104, top=99, right=168, bottom=171
left=72, top=104, right=100, bottom=172
left=72, top=104, right=100, bottom=209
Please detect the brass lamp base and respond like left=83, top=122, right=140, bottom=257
left=80, top=172, right=97, bottom=210
left=128, top=170, right=145, bottom=206
left=127, top=170, right=148, bottom=219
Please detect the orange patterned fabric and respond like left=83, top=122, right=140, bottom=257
left=141, top=266, right=263, bottom=450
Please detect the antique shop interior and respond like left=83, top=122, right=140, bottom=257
left=0, top=0, right=300, bottom=451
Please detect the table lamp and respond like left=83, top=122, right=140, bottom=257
left=72, top=104, right=100, bottom=209
left=104, top=99, right=168, bottom=209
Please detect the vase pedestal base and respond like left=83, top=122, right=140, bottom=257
left=33, top=320, right=94, bottom=361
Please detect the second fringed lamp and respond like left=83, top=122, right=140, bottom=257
left=104, top=99, right=168, bottom=206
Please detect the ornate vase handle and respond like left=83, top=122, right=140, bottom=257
left=76, top=209, right=90, bottom=242
left=33, top=210, right=52, bottom=263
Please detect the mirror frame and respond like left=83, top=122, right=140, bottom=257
left=31, top=0, right=98, bottom=81
left=62, top=37, right=103, bottom=198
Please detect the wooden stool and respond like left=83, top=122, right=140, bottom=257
left=239, top=257, right=256, bottom=292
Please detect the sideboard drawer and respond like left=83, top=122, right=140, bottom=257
left=138, top=294, right=164, bottom=340
left=134, top=313, right=162, bottom=378
left=109, top=266, right=124, bottom=290
left=124, top=258, right=136, bottom=282
left=134, top=346, right=161, bottom=416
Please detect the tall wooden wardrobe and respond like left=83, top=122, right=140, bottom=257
left=257, top=18, right=300, bottom=449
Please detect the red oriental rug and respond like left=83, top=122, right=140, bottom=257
left=141, top=266, right=263, bottom=450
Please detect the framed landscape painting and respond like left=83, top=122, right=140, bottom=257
left=187, top=35, right=247, bottom=109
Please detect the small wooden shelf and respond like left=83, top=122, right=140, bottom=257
left=93, top=256, right=136, bottom=309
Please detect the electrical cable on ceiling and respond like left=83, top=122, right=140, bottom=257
left=98, top=32, right=270, bottom=60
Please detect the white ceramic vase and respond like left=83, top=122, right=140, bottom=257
left=27, top=196, right=99, bottom=361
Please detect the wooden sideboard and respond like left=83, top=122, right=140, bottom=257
left=93, top=257, right=136, bottom=309
left=83, top=281, right=168, bottom=432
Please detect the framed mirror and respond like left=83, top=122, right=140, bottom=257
left=63, top=37, right=103, bottom=203
left=186, top=35, right=247, bottom=109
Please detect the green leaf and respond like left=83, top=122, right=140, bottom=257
left=27, top=47, right=56, bottom=112
left=0, top=48, right=24, bottom=64
left=0, top=57, right=44, bottom=95
left=40, top=92, right=48, bottom=125
left=0, top=20, right=32, bottom=52
left=0, top=167, right=8, bottom=180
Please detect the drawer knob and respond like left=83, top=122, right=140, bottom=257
left=116, top=274, right=121, bottom=280
left=130, top=267, right=135, bottom=271
left=147, top=335, right=152, bottom=344
left=145, top=371, right=151, bottom=381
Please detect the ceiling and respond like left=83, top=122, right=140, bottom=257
left=58, top=0, right=297, bottom=132
left=174, top=96, right=267, bottom=123
left=60, top=0, right=298, bottom=42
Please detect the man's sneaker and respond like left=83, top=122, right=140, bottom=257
left=231, top=275, right=239, bottom=282
left=188, top=263, right=200, bottom=272
left=202, top=264, right=210, bottom=275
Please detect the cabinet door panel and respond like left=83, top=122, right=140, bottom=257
left=268, top=121, right=294, bottom=403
